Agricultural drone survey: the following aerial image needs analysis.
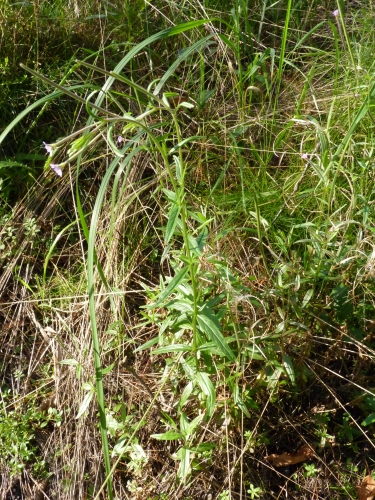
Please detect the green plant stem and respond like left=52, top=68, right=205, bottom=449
left=274, top=0, right=292, bottom=106
left=169, top=111, right=200, bottom=364
left=336, top=0, right=356, bottom=72
left=253, top=192, right=270, bottom=277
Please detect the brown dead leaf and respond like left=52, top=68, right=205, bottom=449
left=264, top=444, right=315, bottom=467
left=357, top=475, right=375, bottom=500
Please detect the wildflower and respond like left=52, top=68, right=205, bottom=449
left=332, top=9, right=339, bottom=17
left=43, top=142, right=53, bottom=156
left=355, top=93, right=359, bottom=98
left=302, top=153, right=309, bottom=160
left=50, top=164, right=62, bottom=177
left=117, top=135, right=124, bottom=144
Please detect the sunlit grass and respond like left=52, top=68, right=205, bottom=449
left=1, top=1, right=375, bottom=499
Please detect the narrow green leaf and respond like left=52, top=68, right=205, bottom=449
left=282, top=354, right=296, bottom=386
left=106, top=414, right=123, bottom=437
left=235, top=396, right=251, bottom=418
left=188, top=227, right=208, bottom=256
left=134, top=336, right=159, bottom=352
left=217, top=33, right=236, bottom=52
left=196, top=372, right=216, bottom=417
left=162, top=188, right=177, bottom=202
left=169, top=136, right=203, bottom=155
left=185, top=414, right=204, bottom=439
left=361, top=412, right=375, bottom=427
left=364, top=395, right=375, bottom=412
left=151, top=430, right=183, bottom=440
left=191, top=442, right=216, bottom=453
left=96, top=20, right=210, bottom=107
left=302, top=289, right=314, bottom=308
left=146, top=267, right=189, bottom=309
left=179, top=381, right=194, bottom=410
left=180, top=412, right=189, bottom=435
left=112, top=436, right=128, bottom=457
left=177, top=446, right=191, bottom=482
left=165, top=299, right=193, bottom=313
left=196, top=227, right=208, bottom=253
left=82, top=382, right=94, bottom=391
left=227, top=378, right=251, bottom=417
left=101, top=362, right=115, bottom=376
left=165, top=204, right=180, bottom=244
left=197, top=307, right=236, bottom=361
left=153, top=35, right=214, bottom=96
left=0, top=161, right=29, bottom=168
left=333, top=80, right=375, bottom=160
left=178, top=101, right=194, bottom=109
left=152, top=344, right=192, bottom=355
left=267, top=367, right=283, bottom=390
left=249, top=211, right=269, bottom=229
left=174, top=155, right=182, bottom=182
left=59, top=358, right=79, bottom=366
left=76, top=388, right=95, bottom=419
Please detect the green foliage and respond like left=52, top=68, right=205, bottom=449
left=247, top=483, right=263, bottom=499
left=0, top=389, right=61, bottom=478
left=152, top=411, right=215, bottom=481
left=360, top=394, right=375, bottom=427
left=303, top=463, right=319, bottom=478
left=218, top=491, right=230, bottom=500
left=2, top=0, right=375, bottom=498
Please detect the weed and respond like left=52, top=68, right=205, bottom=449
left=303, top=463, right=320, bottom=478
left=1, top=1, right=375, bottom=499
left=247, top=483, right=263, bottom=499
left=0, top=389, right=61, bottom=478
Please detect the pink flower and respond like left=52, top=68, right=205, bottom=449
left=50, top=164, right=62, bottom=177
left=355, top=93, right=359, bottom=98
left=302, top=153, right=309, bottom=160
left=117, top=135, right=124, bottom=144
left=43, top=142, right=53, bottom=156
left=332, top=9, right=339, bottom=17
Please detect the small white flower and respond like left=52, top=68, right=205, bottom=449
left=50, top=164, right=62, bottom=177
left=43, top=142, right=53, bottom=156
left=302, top=153, right=309, bottom=160
left=332, top=9, right=339, bottom=16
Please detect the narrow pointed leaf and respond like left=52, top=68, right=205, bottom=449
left=282, top=354, right=296, bottom=386
left=179, top=381, right=194, bottom=410
left=134, top=336, right=159, bottom=352
left=177, top=447, right=191, bottom=481
left=185, top=414, right=204, bottom=438
left=151, top=430, right=183, bottom=440
left=165, top=204, right=180, bottom=244
left=361, top=412, right=375, bottom=427
left=302, top=289, right=313, bottom=308
left=146, top=267, right=189, bottom=309
left=196, top=372, right=216, bottom=417
left=152, top=344, right=192, bottom=354
left=76, top=388, right=95, bottom=419
left=197, top=307, right=236, bottom=361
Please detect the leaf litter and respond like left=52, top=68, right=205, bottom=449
left=357, top=475, right=375, bottom=500
left=264, top=444, right=316, bottom=467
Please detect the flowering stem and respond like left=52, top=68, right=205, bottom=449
left=335, top=3, right=357, bottom=72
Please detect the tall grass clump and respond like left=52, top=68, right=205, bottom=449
left=1, top=1, right=375, bottom=499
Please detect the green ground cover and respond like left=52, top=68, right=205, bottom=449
left=1, top=1, right=375, bottom=498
